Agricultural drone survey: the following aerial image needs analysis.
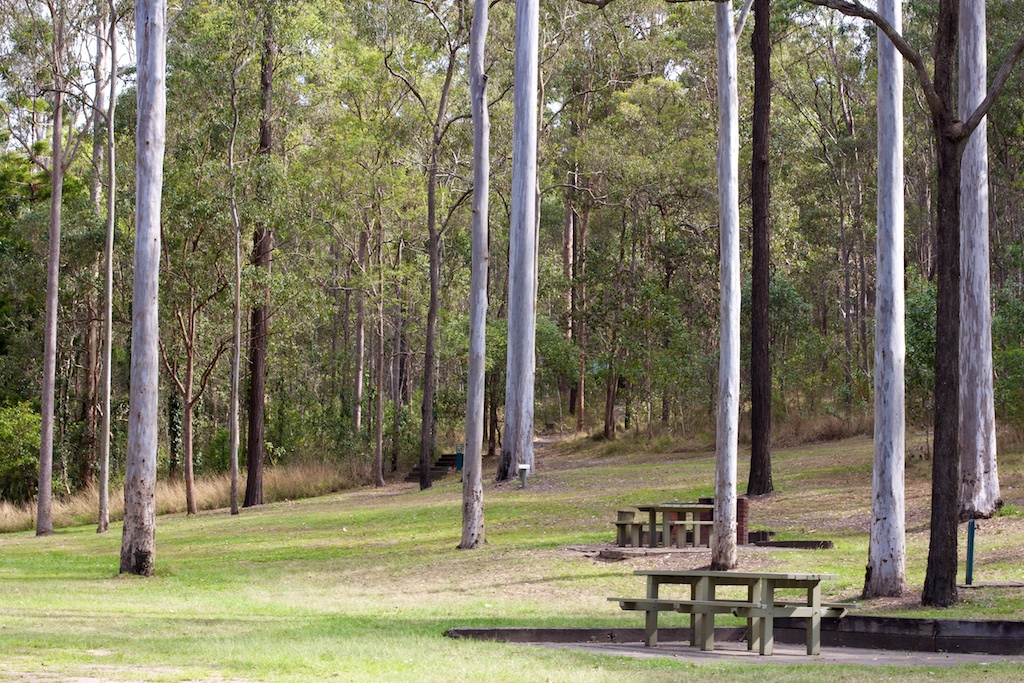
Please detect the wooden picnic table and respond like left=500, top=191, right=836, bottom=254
left=633, top=503, right=714, bottom=548
left=610, top=569, right=848, bottom=655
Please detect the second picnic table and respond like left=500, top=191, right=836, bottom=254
left=633, top=503, right=714, bottom=548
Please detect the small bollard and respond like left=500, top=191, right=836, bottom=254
left=518, top=463, right=530, bottom=489
left=966, top=518, right=976, bottom=586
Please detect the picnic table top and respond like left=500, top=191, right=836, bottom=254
left=634, top=569, right=838, bottom=581
left=634, top=503, right=715, bottom=512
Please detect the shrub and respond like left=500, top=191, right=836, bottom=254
left=0, top=402, right=42, bottom=504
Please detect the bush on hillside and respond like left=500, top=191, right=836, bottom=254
left=0, top=402, right=41, bottom=504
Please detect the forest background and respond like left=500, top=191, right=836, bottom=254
left=1, top=0, right=1023, bottom=511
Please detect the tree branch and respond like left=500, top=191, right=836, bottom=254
left=800, top=0, right=945, bottom=120
left=961, top=31, right=1024, bottom=139
left=158, top=340, right=187, bottom=397
left=383, top=49, right=428, bottom=116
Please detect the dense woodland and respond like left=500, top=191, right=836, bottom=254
left=1, top=0, right=1023, bottom=521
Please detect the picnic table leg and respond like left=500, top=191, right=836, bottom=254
left=644, top=575, right=660, bottom=647
left=644, top=608, right=659, bottom=647
left=746, top=580, right=762, bottom=652
left=807, top=582, right=821, bottom=655
left=648, top=510, right=658, bottom=548
left=661, top=513, right=672, bottom=548
left=695, top=578, right=714, bottom=651
left=759, top=579, right=775, bottom=655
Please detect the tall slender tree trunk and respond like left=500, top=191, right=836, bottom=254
left=182, top=390, right=197, bottom=516
left=865, top=0, right=907, bottom=598
left=419, top=152, right=441, bottom=490
left=81, top=1, right=109, bottom=491
left=574, top=202, right=589, bottom=431
left=462, top=0, right=489, bottom=548
left=923, top=134, right=965, bottom=607
left=374, top=228, right=386, bottom=487
left=488, top=368, right=500, bottom=457
left=499, top=0, right=539, bottom=482
left=711, top=0, right=740, bottom=571
left=120, top=0, right=165, bottom=576
left=98, top=0, right=117, bottom=533
left=37, top=10, right=66, bottom=537
left=417, top=47, right=460, bottom=491
left=354, top=229, right=368, bottom=434
left=245, top=11, right=276, bottom=508
left=227, top=54, right=245, bottom=516
left=747, top=0, right=773, bottom=496
left=390, top=240, right=405, bottom=474
left=958, top=0, right=1000, bottom=520
left=923, top=0, right=964, bottom=608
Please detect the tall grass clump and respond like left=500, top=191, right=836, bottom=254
left=0, top=459, right=372, bottom=534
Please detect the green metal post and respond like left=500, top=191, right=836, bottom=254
left=966, top=518, right=976, bottom=586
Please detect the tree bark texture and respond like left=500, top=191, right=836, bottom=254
left=499, top=0, right=539, bottom=482
left=574, top=201, right=589, bottom=431
left=374, top=232, right=385, bottom=488
left=712, top=0, right=740, bottom=571
left=958, top=0, right=1000, bottom=520
left=182, top=343, right=197, bottom=515
left=865, top=0, right=907, bottom=599
left=354, top=229, right=368, bottom=434
left=120, top=0, right=165, bottom=576
left=98, top=0, right=117, bottom=533
left=418, top=154, right=441, bottom=490
left=747, top=0, right=773, bottom=497
left=228, top=55, right=243, bottom=516
left=416, top=35, right=461, bottom=491
left=37, top=32, right=64, bottom=536
left=923, top=0, right=963, bottom=608
left=245, top=11, right=276, bottom=508
left=462, top=0, right=489, bottom=549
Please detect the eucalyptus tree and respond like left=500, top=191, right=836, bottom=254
left=804, top=0, right=1024, bottom=606
left=1, top=0, right=99, bottom=534
left=158, top=170, right=231, bottom=515
left=461, top=0, right=489, bottom=549
left=228, top=49, right=246, bottom=515
left=97, top=0, right=117, bottom=532
left=958, top=0, right=1000, bottom=521
left=377, top=0, right=473, bottom=490
left=865, top=0, right=906, bottom=599
left=245, top=1, right=276, bottom=508
left=499, top=0, right=539, bottom=481
left=121, top=0, right=166, bottom=576
left=711, top=0, right=741, bottom=571
left=746, top=0, right=772, bottom=496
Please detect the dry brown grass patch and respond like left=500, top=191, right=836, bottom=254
left=0, top=460, right=371, bottom=533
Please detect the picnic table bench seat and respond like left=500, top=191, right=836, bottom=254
left=609, top=596, right=767, bottom=648
left=614, top=510, right=650, bottom=547
left=668, top=518, right=714, bottom=547
left=735, top=601, right=855, bottom=619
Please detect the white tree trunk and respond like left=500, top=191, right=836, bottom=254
left=374, top=234, right=385, bottom=488
left=711, top=0, right=739, bottom=570
left=501, top=0, right=539, bottom=480
left=462, top=0, right=489, bottom=548
left=228, top=55, right=245, bottom=517
left=865, top=0, right=907, bottom=598
left=958, top=0, right=1000, bottom=520
left=37, top=8, right=66, bottom=536
left=98, top=0, right=117, bottom=533
left=354, top=230, right=368, bottom=434
left=121, top=0, right=166, bottom=576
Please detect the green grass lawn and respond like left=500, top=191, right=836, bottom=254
left=2, top=435, right=1024, bottom=681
